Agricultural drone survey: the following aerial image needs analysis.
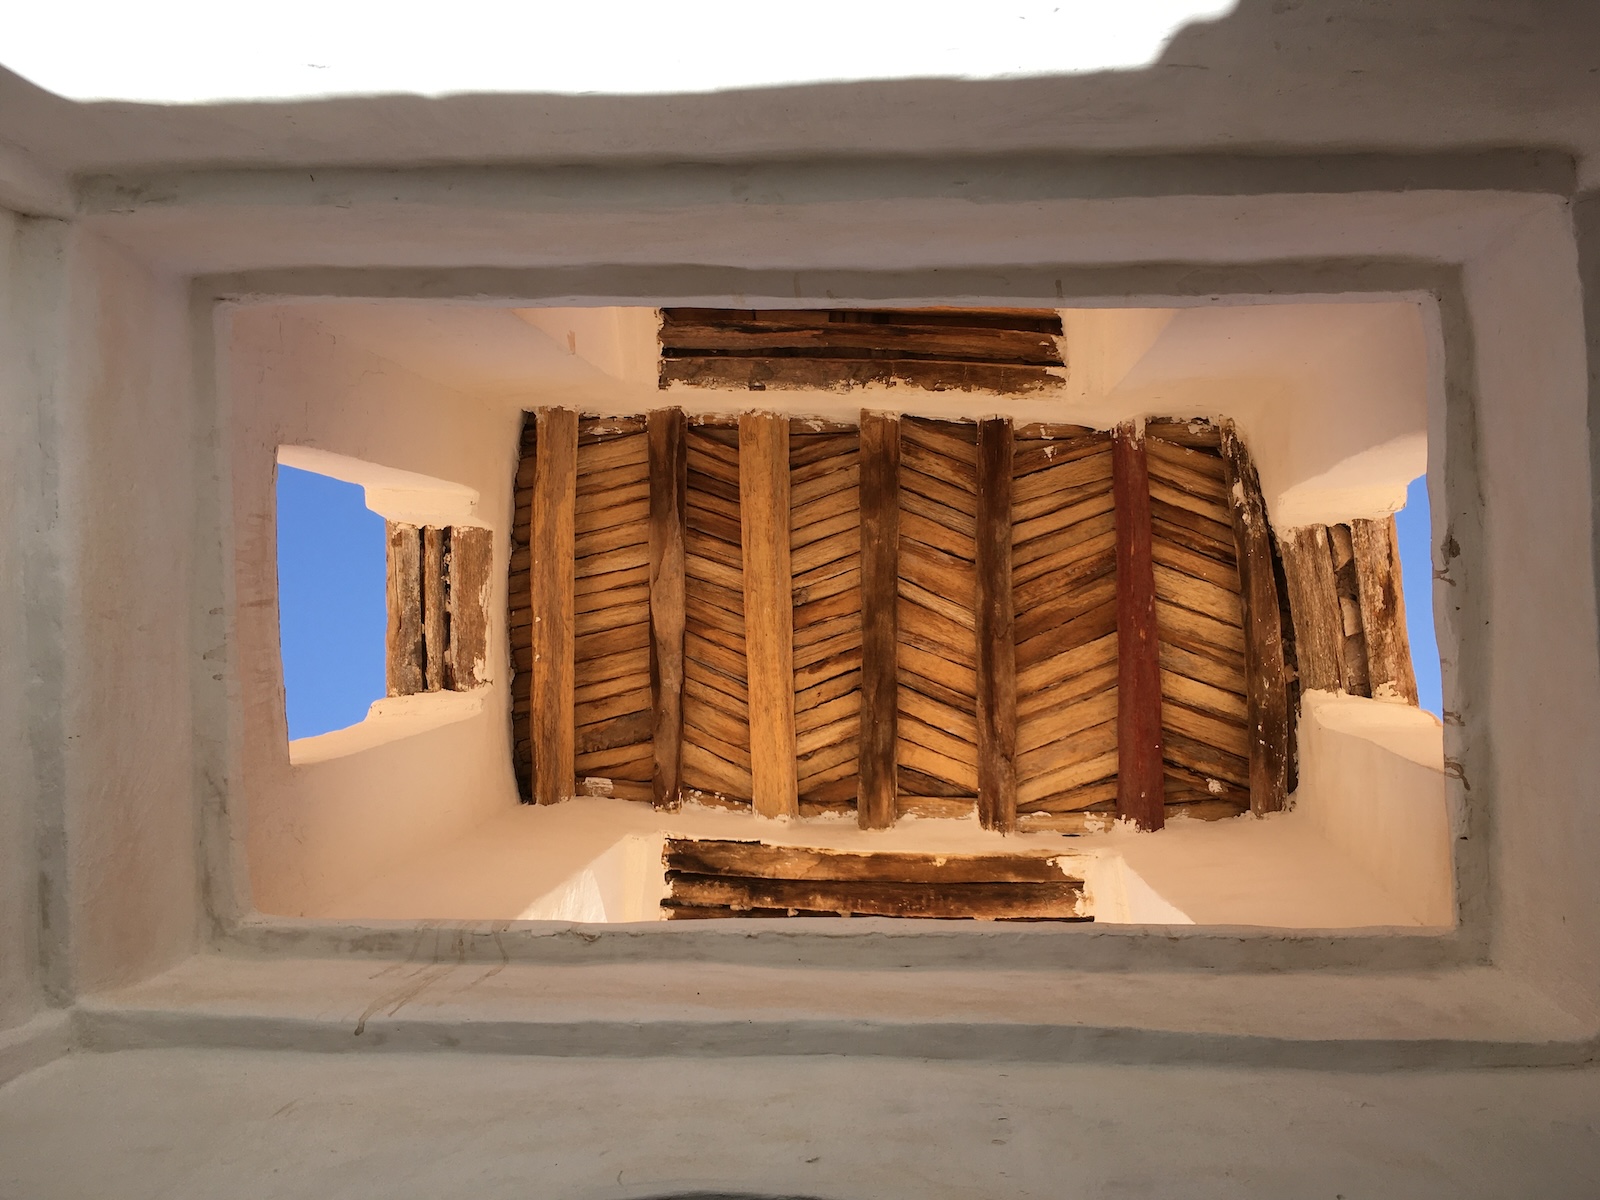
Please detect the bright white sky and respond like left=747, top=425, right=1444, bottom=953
left=4, top=1, right=1235, bottom=104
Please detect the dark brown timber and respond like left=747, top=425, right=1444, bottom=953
left=975, top=418, right=1017, bottom=832
left=857, top=411, right=900, bottom=829
left=1112, top=426, right=1164, bottom=830
left=648, top=409, right=689, bottom=808
left=530, top=408, right=579, bottom=805
left=1219, top=421, right=1290, bottom=814
left=422, top=525, right=447, bottom=691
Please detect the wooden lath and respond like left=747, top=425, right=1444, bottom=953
left=658, top=307, right=1066, bottom=394
left=894, top=418, right=982, bottom=820
left=572, top=417, right=653, bottom=803
left=661, top=839, right=1090, bottom=920
left=789, top=422, right=864, bottom=819
left=1011, top=425, right=1120, bottom=832
left=507, top=406, right=1296, bottom=826
left=1144, top=419, right=1256, bottom=820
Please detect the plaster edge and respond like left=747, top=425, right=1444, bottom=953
left=0, top=1008, right=72, bottom=1088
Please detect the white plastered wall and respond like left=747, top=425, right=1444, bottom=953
left=228, top=307, right=521, bottom=917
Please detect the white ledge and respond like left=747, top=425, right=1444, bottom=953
left=72, top=953, right=1596, bottom=1070
left=289, top=689, right=486, bottom=766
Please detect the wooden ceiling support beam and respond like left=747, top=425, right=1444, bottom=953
left=1219, top=421, right=1290, bottom=815
left=857, top=411, right=900, bottom=830
left=739, top=412, right=800, bottom=819
left=1352, top=516, right=1420, bottom=705
left=530, top=407, right=578, bottom=805
left=648, top=408, right=689, bottom=809
left=445, top=526, right=493, bottom=691
left=1113, top=425, right=1165, bottom=831
left=1277, top=524, right=1349, bottom=695
left=976, top=418, right=1017, bottom=833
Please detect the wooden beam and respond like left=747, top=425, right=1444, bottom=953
left=422, top=525, right=447, bottom=691
left=530, top=407, right=578, bottom=805
left=1112, top=426, right=1164, bottom=831
left=1219, top=421, right=1290, bottom=815
left=445, top=525, right=492, bottom=691
left=738, top=412, right=799, bottom=819
left=663, top=839, right=1079, bottom=883
left=647, top=408, right=689, bottom=809
left=385, top=521, right=424, bottom=696
left=857, top=411, right=899, bottom=830
left=1278, top=523, right=1348, bottom=695
left=975, top=418, right=1017, bottom=833
left=1351, top=516, right=1420, bottom=704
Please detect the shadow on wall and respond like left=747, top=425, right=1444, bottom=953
left=0, top=1, right=1593, bottom=169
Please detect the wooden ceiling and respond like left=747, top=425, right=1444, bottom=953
left=658, top=307, right=1066, bottom=393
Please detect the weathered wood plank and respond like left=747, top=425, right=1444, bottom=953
left=663, top=839, right=1080, bottom=884
left=739, top=413, right=799, bottom=818
left=975, top=418, right=1017, bottom=832
left=421, top=526, right=447, bottom=691
left=648, top=408, right=689, bottom=809
left=1113, top=426, right=1164, bottom=831
left=664, top=874, right=1085, bottom=919
left=530, top=408, right=578, bottom=805
left=445, top=525, right=493, bottom=691
left=385, top=522, right=425, bottom=696
left=1352, top=516, right=1420, bottom=704
left=1219, top=421, right=1290, bottom=815
left=1277, top=523, right=1348, bottom=695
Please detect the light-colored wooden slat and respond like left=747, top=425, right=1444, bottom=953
left=1164, top=698, right=1250, bottom=760
left=791, top=508, right=858, bottom=551
left=1146, top=435, right=1225, bottom=478
left=898, top=597, right=975, bottom=661
left=791, top=482, right=861, bottom=534
left=1012, top=512, right=1119, bottom=576
left=1016, top=689, right=1119, bottom=755
left=899, top=642, right=977, bottom=699
left=530, top=409, right=578, bottom=804
left=1153, top=562, right=1246, bottom=626
left=1015, top=658, right=1119, bottom=722
left=1158, top=641, right=1246, bottom=696
left=575, top=582, right=650, bottom=622
left=573, top=521, right=648, bottom=560
left=1161, top=669, right=1248, bottom=723
left=574, top=477, right=649, bottom=515
left=1015, top=595, right=1118, bottom=671
left=1016, top=748, right=1121, bottom=807
left=1146, top=451, right=1229, bottom=504
left=898, top=486, right=977, bottom=540
left=898, top=542, right=975, bottom=607
left=897, top=685, right=979, bottom=746
left=898, top=735, right=981, bottom=794
left=575, top=600, right=651, bottom=639
left=793, top=627, right=860, bottom=672
left=795, top=713, right=860, bottom=759
left=681, top=741, right=754, bottom=799
left=1012, top=436, right=1108, bottom=478
left=789, top=462, right=860, bottom=508
left=684, top=593, right=744, bottom=640
left=794, top=586, right=860, bottom=630
left=685, top=551, right=745, bottom=593
left=683, top=701, right=753, bottom=770
left=576, top=435, right=648, bottom=475
left=1147, top=476, right=1233, bottom=530
left=1011, top=448, right=1113, bottom=504
left=574, top=497, right=650, bottom=536
left=795, top=687, right=861, bottom=736
left=1156, top=599, right=1247, bottom=657
left=739, top=413, right=799, bottom=819
left=899, top=438, right=977, bottom=492
left=795, top=667, right=863, bottom=717
left=575, top=542, right=650, bottom=578
left=685, top=525, right=743, bottom=572
left=574, top=646, right=651, bottom=688
left=574, top=621, right=649, bottom=662
left=574, top=460, right=648, bottom=499
left=1011, top=488, right=1117, bottom=548
left=1013, top=572, right=1118, bottom=656
left=1150, top=537, right=1242, bottom=593
left=421, top=526, right=447, bottom=691
left=899, top=418, right=978, bottom=464
left=793, top=610, right=858, bottom=652
left=684, top=629, right=748, bottom=685
left=898, top=463, right=978, bottom=518
left=574, top=670, right=652, bottom=708
left=687, top=485, right=741, bottom=525
left=575, top=563, right=650, bottom=599
left=575, top=685, right=653, bottom=727
left=899, top=509, right=973, bottom=561
left=1016, top=777, right=1121, bottom=815
left=1163, top=730, right=1250, bottom=789
left=1012, top=545, right=1118, bottom=616
left=685, top=669, right=749, bottom=720
left=1017, top=714, right=1119, bottom=779
left=897, top=577, right=976, bottom=632
left=793, top=646, right=863, bottom=693
left=575, top=709, right=653, bottom=755
left=789, top=527, right=860, bottom=576
left=686, top=444, right=740, bottom=486
left=1150, top=509, right=1238, bottom=565
left=897, top=796, right=978, bottom=820
left=796, top=736, right=859, bottom=779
